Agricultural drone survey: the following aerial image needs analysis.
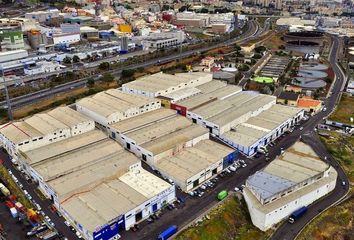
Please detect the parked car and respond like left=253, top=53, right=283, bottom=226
left=229, top=166, right=236, bottom=172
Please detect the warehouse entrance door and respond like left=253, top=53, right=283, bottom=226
left=135, top=211, right=142, bottom=222
left=193, top=179, right=199, bottom=188
left=126, top=143, right=131, bottom=150
left=212, top=168, right=217, bottom=175
left=152, top=203, right=158, bottom=212
left=207, top=126, right=212, bottom=133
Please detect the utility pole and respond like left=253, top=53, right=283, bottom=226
left=1, top=65, right=13, bottom=121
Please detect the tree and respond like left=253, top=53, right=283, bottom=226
left=86, top=78, right=95, bottom=88
left=0, top=107, right=8, bottom=119
left=179, top=5, right=189, bottom=12
left=252, top=53, right=262, bottom=59
left=200, top=8, right=209, bottom=13
left=100, top=73, right=114, bottom=82
left=99, top=62, right=110, bottom=71
left=121, top=69, right=136, bottom=78
left=162, top=5, right=170, bottom=11
left=238, top=64, right=250, bottom=71
left=63, top=56, right=72, bottom=64
left=255, top=46, right=266, bottom=53
left=73, top=55, right=80, bottom=63
left=125, top=4, right=132, bottom=9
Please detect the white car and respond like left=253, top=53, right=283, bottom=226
left=35, top=204, right=41, bottom=211
left=64, top=221, right=71, bottom=227
left=242, top=164, right=247, bottom=168
left=234, top=187, right=240, bottom=192
left=229, top=166, right=237, bottom=172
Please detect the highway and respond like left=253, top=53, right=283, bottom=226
left=0, top=20, right=260, bottom=110
left=238, top=18, right=272, bottom=87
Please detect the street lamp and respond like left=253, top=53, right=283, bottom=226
left=0, top=65, right=13, bottom=121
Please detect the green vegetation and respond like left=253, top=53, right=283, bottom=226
left=254, top=76, right=274, bottom=84
left=299, top=94, right=354, bottom=239
left=321, top=132, right=354, bottom=182
left=0, top=165, right=33, bottom=209
left=252, top=53, right=262, bottom=59
left=98, top=62, right=110, bottom=71
left=72, top=55, right=80, bottom=63
left=62, top=56, right=72, bottom=64
left=0, top=108, right=8, bottom=120
left=86, top=78, right=95, bottom=88
left=99, top=73, right=114, bottom=82
left=329, top=95, right=354, bottom=124
left=121, top=69, right=136, bottom=79
left=298, top=131, right=354, bottom=239
left=255, top=46, right=267, bottom=53
left=176, top=196, right=273, bottom=240
left=26, top=86, right=105, bottom=116
left=238, top=64, right=250, bottom=72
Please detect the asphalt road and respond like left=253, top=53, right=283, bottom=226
left=270, top=36, right=349, bottom=240
left=0, top=20, right=259, bottom=109
left=0, top=149, right=79, bottom=240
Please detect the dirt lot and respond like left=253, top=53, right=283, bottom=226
left=175, top=196, right=272, bottom=240
left=329, top=94, right=354, bottom=124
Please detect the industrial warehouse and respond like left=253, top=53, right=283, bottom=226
left=121, top=72, right=213, bottom=98
left=167, top=89, right=303, bottom=156
left=243, top=141, right=337, bottom=231
left=0, top=106, right=94, bottom=160
left=219, top=104, right=304, bottom=156
left=76, top=89, right=161, bottom=126
left=108, top=108, right=237, bottom=192
left=18, top=129, right=175, bottom=240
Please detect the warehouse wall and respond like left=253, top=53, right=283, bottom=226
left=76, top=104, right=109, bottom=126
left=123, top=185, right=175, bottom=229
left=244, top=167, right=337, bottom=231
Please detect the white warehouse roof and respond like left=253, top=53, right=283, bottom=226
left=76, top=89, right=160, bottom=124
left=0, top=106, right=93, bottom=145
left=122, top=72, right=213, bottom=95
left=20, top=129, right=172, bottom=233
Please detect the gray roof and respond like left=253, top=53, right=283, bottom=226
left=247, top=171, right=296, bottom=200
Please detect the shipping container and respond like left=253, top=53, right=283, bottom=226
left=158, top=225, right=178, bottom=240
left=217, top=190, right=228, bottom=201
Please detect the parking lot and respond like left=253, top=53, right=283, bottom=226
left=0, top=149, right=80, bottom=240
